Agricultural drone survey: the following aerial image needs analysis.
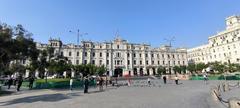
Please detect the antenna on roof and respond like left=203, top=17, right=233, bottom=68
left=164, top=36, right=175, bottom=47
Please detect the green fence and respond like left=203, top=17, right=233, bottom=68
left=5, top=78, right=96, bottom=89
left=190, top=75, right=240, bottom=80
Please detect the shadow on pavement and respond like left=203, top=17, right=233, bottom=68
left=0, top=93, right=71, bottom=106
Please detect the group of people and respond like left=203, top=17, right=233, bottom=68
left=6, top=74, right=35, bottom=91
left=147, top=75, right=179, bottom=86
left=69, top=76, right=109, bottom=94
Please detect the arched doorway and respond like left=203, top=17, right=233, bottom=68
left=140, top=68, right=143, bottom=76
left=133, top=68, right=137, bottom=76
left=114, top=68, right=123, bottom=77
left=152, top=68, right=156, bottom=75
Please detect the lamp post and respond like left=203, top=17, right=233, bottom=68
left=69, top=29, right=88, bottom=45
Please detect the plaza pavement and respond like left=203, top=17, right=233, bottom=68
left=0, top=80, right=231, bottom=108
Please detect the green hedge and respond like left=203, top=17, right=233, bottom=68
left=22, top=78, right=96, bottom=89
left=190, top=75, right=240, bottom=80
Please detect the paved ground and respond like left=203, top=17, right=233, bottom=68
left=0, top=80, right=232, bottom=108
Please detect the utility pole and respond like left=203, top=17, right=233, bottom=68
left=69, top=29, right=88, bottom=45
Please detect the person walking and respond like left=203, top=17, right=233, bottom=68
left=147, top=78, right=151, bottom=86
left=16, top=75, right=23, bottom=91
left=105, top=77, right=108, bottom=88
left=99, top=77, right=104, bottom=91
left=69, top=78, right=73, bottom=91
left=203, top=73, right=208, bottom=84
left=29, top=76, right=35, bottom=90
left=174, top=75, right=179, bottom=85
left=7, top=75, right=13, bottom=89
left=84, top=76, right=89, bottom=93
left=163, top=75, right=167, bottom=84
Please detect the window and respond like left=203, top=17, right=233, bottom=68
left=100, top=52, right=102, bottom=57
left=140, top=54, right=142, bottom=57
left=133, top=53, right=136, bottom=57
left=92, top=52, right=95, bottom=57
left=69, top=52, right=72, bottom=56
left=127, top=53, right=130, bottom=57
left=168, top=54, right=170, bottom=59
left=134, top=60, right=136, bottom=65
left=107, top=60, right=109, bottom=65
left=146, top=60, right=149, bottom=65
left=117, top=60, right=120, bottom=65
left=99, top=60, right=102, bottom=65
left=162, top=54, right=164, bottom=58
left=61, top=52, right=63, bottom=56
left=128, top=60, right=130, bottom=65
left=140, top=60, right=142, bottom=65
left=117, top=53, right=121, bottom=57
left=151, top=54, right=154, bottom=57
left=172, top=54, right=175, bottom=59
left=22, top=60, right=26, bottom=64
left=85, top=52, right=87, bottom=57
left=163, top=61, right=165, bottom=65
left=117, top=45, right=119, bottom=49
left=92, top=60, right=95, bottom=64
left=76, top=60, right=79, bottom=65
left=158, top=61, right=160, bottom=65
left=77, top=52, right=79, bottom=56
left=145, top=54, right=148, bottom=57
left=152, top=61, right=154, bottom=65
left=84, top=60, right=87, bottom=64
left=107, top=53, right=109, bottom=57
left=168, top=61, right=170, bottom=65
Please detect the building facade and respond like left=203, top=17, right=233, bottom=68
left=37, top=37, right=187, bottom=76
left=188, top=15, right=240, bottom=64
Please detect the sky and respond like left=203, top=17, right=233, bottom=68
left=0, top=0, right=240, bottom=48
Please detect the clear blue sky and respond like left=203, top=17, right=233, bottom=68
left=1, top=0, right=240, bottom=48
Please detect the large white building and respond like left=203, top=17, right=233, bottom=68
left=37, top=36, right=187, bottom=76
left=188, top=15, right=240, bottom=64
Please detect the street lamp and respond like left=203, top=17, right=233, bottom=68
left=69, top=29, right=88, bottom=45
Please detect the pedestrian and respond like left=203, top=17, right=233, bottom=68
left=29, top=76, right=35, bottom=90
left=99, top=77, right=103, bottom=91
left=163, top=75, right=167, bottom=84
left=70, top=78, right=73, bottom=91
left=7, top=75, right=13, bottom=89
left=84, top=76, right=89, bottom=93
left=105, top=77, right=108, bottom=88
left=203, top=73, right=208, bottom=84
left=147, top=78, right=151, bottom=86
left=174, top=75, right=179, bottom=85
left=16, top=75, right=23, bottom=91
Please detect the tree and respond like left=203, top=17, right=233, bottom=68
left=157, top=66, right=166, bottom=75
left=0, top=23, right=39, bottom=76
left=195, top=63, right=207, bottom=73
left=97, top=65, right=106, bottom=76
left=173, top=66, right=181, bottom=74
left=187, top=64, right=196, bottom=74
left=180, top=65, right=187, bottom=74
left=211, top=62, right=225, bottom=74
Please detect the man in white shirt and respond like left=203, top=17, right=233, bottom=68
left=70, top=78, right=73, bottom=91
